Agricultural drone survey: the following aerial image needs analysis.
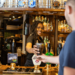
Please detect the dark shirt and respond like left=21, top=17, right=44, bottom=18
left=25, top=34, right=45, bottom=66
left=59, top=31, right=75, bottom=75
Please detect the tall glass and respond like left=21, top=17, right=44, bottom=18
left=36, top=43, right=44, bottom=55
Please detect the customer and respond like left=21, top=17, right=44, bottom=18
left=37, top=0, right=75, bottom=75
left=25, top=21, right=45, bottom=66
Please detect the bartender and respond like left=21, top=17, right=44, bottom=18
left=25, top=21, right=45, bottom=66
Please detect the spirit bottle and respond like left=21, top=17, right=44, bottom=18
left=43, top=17, right=47, bottom=31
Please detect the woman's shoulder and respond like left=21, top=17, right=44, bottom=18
left=27, top=33, right=34, bottom=40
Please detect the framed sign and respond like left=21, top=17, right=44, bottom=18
left=7, top=53, right=18, bottom=63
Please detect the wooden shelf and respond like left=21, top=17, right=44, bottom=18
left=0, top=8, right=65, bottom=12
left=58, top=34, right=68, bottom=37
left=0, top=36, right=3, bottom=37
left=18, top=27, right=22, bottom=30
left=16, top=41, right=22, bottom=43
left=58, top=31, right=71, bottom=34
left=28, top=11, right=64, bottom=16
left=0, top=28, right=3, bottom=29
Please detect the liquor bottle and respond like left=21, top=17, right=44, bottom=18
left=12, top=0, right=17, bottom=8
left=47, top=18, right=49, bottom=31
left=35, top=16, right=38, bottom=21
left=38, top=0, right=43, bottom=8
left=42, top=16, right=44, bottom=22
left=61, top=0, right=64, bottom=9
left=43, top=17, right=47, bottom=31
left=39, top=16, right=41, bottom=21
left=32, top=17, right=35, bottom=23
left=64, top=20, right=67, bottom=32
left=43, top=0, right=48, bottom=8
left=49, top=0, right=51, bottom=8
left=46, top=36, right=49, bottom=43
left=58, top=20, right=61, bottom=31
left=44, top=37, right=47, bottom=53
left=62, top=40, right=65, bottom=47
left=50, top=22, right=53, bottom=31
left=61, top=21, right=64, bottom=32
left=44, top=36, right=47, bottom=45
left=24, top=21, right=29, bottom=35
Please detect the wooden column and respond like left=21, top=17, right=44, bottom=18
left=54, top=16, right=58, bottom=56
left=22, top=11, right=27, bottom=54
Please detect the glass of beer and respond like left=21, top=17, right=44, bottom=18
left=36, top=43, right=44, bottom=55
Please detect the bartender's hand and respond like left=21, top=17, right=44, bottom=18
left=32, top=45, right=39, bottom=54
left=36, top=54, right=48, bottom=63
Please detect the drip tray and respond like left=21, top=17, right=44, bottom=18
left=3, top=68, right=42, bottom=75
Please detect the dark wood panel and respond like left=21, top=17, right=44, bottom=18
left=0, top=8, right=65, bottom=12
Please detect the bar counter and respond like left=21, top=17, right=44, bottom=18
left=0, top=65, right=58, bottom=75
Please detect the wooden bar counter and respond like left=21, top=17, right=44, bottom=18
left=0, top=65, right=58, bottom=75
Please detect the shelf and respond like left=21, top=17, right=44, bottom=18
left=0, top=28, right=3, bottom=29
left=43, top=30, right=54, bottom=34
left=28, top=11, right=64, bottom=16
left=0, top=8, right=65, bottom=12
left=16, top=41, right=22, bottom=43
left=58, top=31, right=71, bottom=34
left=18, top=27, right=23, bottom=30
left=58, top=34, right=68, bottom=37
left=0, top=36, right=3, bottom=37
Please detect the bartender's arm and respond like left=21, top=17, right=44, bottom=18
left=37, top=54, right=59, bottom=64
left=26, top=42, right=39, bottom=54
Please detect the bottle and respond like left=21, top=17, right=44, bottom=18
left=35, top=16, right=38, bottom=21
left=5, top=0, right=12, bottom=8
left=28, top=0, right=37, bottom=8
left=42, top=16, right=44, bottom=22
left=61, top=0, right=64, bottom=9
left=50, top=22, right=53, bottom=31
left=49, top=0, right=51, bottom=8
left=38, top=0, right=43, bottom=8
left=12, top=0, right=17, bottom=8
left=64, top=20, right=67, bottom=32
left=61, top=21, right=63, bottom=31
left=39, top=16, right=41, bottom=21
left=24, top=21, right=29, bottom=35
left=43, top=17, right=47, bottom=31
left=46, top=36, right=49, bottom=43
left=44, top=36, right=47, bottom=45
left=58, top=20, right=61, bottom=31
left=32, top=17, right=35, bottom=23
left=12, top=39, right=16, bottom=53
left=62, top=40, right=65, bottom=47
left=47, top=19, right=49, bottom=31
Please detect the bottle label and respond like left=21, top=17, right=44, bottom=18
left=28, top=0, right=36, bottom=8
